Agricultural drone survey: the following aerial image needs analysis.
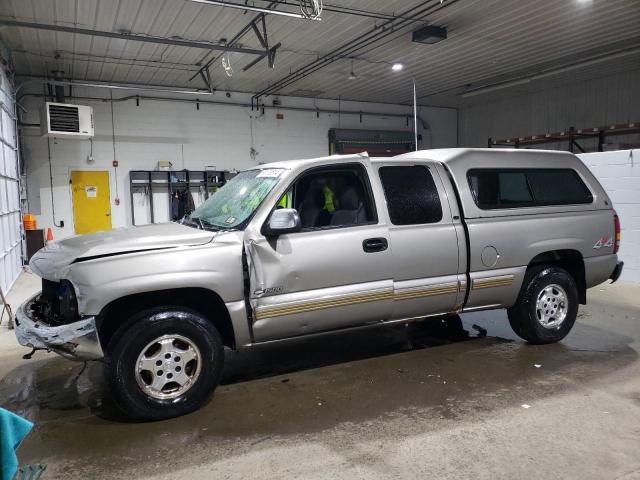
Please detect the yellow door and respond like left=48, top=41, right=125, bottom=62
left=71, top=171, right=112, bottom=234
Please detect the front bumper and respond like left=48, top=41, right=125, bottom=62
left=610, top=261, right=624, bottom=283
left=14, top=293, right=104, bottom=361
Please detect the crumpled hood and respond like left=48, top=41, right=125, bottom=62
left=30, top=223, right=215, bottom=280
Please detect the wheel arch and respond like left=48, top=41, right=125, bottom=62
left=527, top=249, right=586, bottom=304
left=97, top=288, right=236, bottom=351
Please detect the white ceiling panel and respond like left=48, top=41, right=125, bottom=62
left=0, top=0, right=638, bottom=106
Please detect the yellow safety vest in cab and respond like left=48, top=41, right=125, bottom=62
left=278, top=191, right=292, bottom=209
left=322, top=185, right=338, bottom=212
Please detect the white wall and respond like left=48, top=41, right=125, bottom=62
left=459, top=69, right=640, bottom=149
left=20, top=87, right=458, bottom=240
left=579, top=150, right=640, bottom=283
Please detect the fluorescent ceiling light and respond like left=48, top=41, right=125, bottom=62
left=391, top=63, right=404, bottom=72
left=189, top=0, right=321, bottom=20
left=460, top=78, right=530, bottom=97
left=461, top=45, right=640, bottom=98
left=25, top=77, right=215, bottom=95
left=531, top=46, right=640, bottom=80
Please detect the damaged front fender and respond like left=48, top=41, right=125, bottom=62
left=14, top=294, right=104, bottom=361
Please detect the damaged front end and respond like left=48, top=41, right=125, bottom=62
left=14, top=281, right=103, bottom=361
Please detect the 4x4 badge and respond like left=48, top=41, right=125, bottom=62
left=593, top=236, right=614, bottom=249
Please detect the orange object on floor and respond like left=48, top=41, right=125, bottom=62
left=23, top=214, right=37, bottom=230
left=46, top=228, right=54, bottom=242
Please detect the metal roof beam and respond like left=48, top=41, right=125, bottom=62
left=243, top=42, right=281, bottom=71
left=189, top=1, right=280, bottom=83
left=251, top=0, right=456, bottom=103
left=189, top=0, right=319, bottom=20
left=0, top=19, right=266, bottom=56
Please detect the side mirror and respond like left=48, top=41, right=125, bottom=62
left=264, top=208, right=302, bottom=236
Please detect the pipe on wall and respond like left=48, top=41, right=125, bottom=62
left=19, top=91, right=433, bottom=130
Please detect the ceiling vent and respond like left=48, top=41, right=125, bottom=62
left=41, top=102, right=94, bottom=139
left=412, top=25, right=447, bottom=44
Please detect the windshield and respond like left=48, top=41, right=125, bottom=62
left=187, top=168, right=284, bottom=229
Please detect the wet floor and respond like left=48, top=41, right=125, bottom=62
left=1, top=283, right=640, bottom=479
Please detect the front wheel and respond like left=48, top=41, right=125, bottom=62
left=507, top=265, right=579, bottom=344
left=104, top=308, right=224, bottom=420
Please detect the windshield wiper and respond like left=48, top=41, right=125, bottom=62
left=189, top=216, right=219, bottom=231
left=179, top=216, right=199, bottom=229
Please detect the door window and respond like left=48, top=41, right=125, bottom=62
left=379, top=165, right=443, bottom=225
left=280, top=164, right=377, bottom=230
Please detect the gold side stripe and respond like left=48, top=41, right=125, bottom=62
left=394, top=289, right=457, bottom=301
left=255, top=290, right=394, bottom=320
left=472, top=275, right=515, bottom=290
left=255, top=281, right=464, bottom=321
left=256, top=275, right=514, bottom=321
left=394, top=283, right=459, bottom=300
left=473, top=280, right=513, bottom=290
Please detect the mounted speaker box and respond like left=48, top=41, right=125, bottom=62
left=412, top=25, right=447, bottom=44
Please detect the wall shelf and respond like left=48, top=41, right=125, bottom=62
left=489, top=122, right=639, bottom=153
left=129, top=169, right=234, bottom=226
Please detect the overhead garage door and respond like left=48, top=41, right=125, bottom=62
left=0, top=68, right=21, bottom=294
left=579, top=150, right=640, bottom=283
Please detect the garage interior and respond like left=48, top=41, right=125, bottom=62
left=0, top=0, right=639, bottom=478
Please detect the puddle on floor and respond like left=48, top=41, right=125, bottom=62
left=1, top=308, right=638, bottom=479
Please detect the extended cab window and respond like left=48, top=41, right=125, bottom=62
left=282, top=164, right=376, bottom=230
left=468, top=168, right=593, bottom=210
left=379, top=165, right=443, bottom=225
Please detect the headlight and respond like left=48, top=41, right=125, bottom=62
left=57, top=280, right=79, bottom=323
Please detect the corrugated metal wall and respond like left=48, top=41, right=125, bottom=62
left=0, top=62, right=21, bottom=295
left=459, top=70, right=640, bottom=149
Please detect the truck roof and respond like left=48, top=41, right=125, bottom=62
left=390, top=147, right=576, bottom=167
left=390, top=147, right=588, bottom=174
left=254, top=152, right=370, bottom=171
left=255, top=148, right=579, bottom=171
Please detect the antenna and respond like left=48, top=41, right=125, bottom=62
left=412, top=77, right=418, bottom=151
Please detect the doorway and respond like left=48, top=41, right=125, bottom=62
left=70, top=171, right=112, bottom=234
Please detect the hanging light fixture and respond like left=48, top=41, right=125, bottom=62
left=347, top=60, right=357, bottom=80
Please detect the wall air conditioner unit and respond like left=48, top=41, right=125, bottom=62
left=41, top=102, right=94, bottom=139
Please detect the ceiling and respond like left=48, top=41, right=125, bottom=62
left=1, top=0, right=639, bottom=107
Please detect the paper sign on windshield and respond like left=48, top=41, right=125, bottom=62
left=257, top=169, right=283, bottom=178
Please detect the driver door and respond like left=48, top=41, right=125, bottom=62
left=245, top=163, right=394, bottom=343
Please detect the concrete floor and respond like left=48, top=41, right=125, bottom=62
left=1, top=270, right=640, bottom=480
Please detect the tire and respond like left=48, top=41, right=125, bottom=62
left=104, top=307, right=224, bottom=421
left=507, top=265, right=579, bottom=344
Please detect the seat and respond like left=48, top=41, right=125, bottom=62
left=298, top=181, right=329, bottom=228
left=330, top=187, right=366, bottom=226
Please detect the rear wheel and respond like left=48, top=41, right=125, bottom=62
left=104, top=307, right=224, bottom=420
left=507, top=265, right=578, bottom=344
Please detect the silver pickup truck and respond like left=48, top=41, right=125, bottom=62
left=15, top=148, right=623, bottom=420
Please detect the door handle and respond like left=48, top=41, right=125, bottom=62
left=362, top=237, right=388, bottom=253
